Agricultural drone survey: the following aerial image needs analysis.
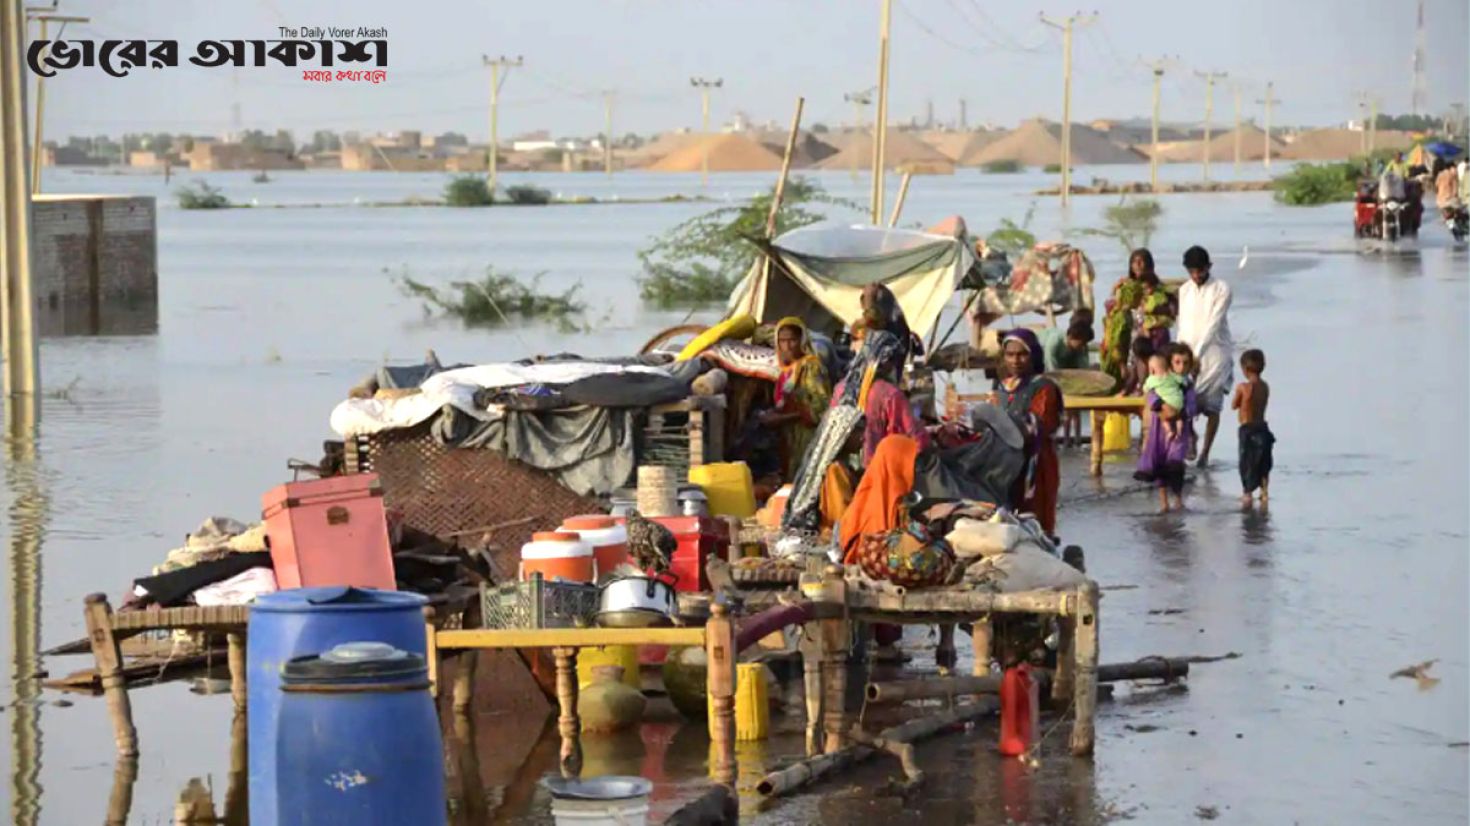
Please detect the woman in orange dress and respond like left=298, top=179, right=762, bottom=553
left=994, top=329, right=1063, bottom=538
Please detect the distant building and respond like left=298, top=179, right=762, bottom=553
left=43, top=145, right=108, bottom=167
left=340, top=143, right=446, bottom=172
left=186, top=142, right=305, bottom=171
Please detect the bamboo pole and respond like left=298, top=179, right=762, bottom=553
left=748, top=97, right=805, bottom=316
left=1069, top=582, right=1100, bottom=756
left=2, top=0, right=38, bottom=433
left=866, top=674, right=1000, bottom=704
left=756, top=698, right=999, bottom=797
left=870, top=0, right=893, bottom=223
left=885, top=171, right=912, bottom=227
left=84, top=594, right=137, bottom=756
left=104, top=757, right=138, bottom=826
left=553, top=647, right=582, bottom=778
left=223, top=712, right=247, bottom=826
left=705, top=602, right=737, bottom=786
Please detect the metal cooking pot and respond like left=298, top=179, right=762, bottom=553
left=598, top=575, right=676, bottom=620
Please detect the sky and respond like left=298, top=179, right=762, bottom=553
left=33, top=0, right=1470, bottom=141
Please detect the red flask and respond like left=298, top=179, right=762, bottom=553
left=998, top=663, right=1037, bottom=756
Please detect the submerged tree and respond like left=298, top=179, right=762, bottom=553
left=1078, top=197, right=1163, bottom=253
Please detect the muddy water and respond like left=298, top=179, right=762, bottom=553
left=2, top=168, right=1466, bottom=824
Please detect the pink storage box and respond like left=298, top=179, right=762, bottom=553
left=261, top=474, right=396, bottom=591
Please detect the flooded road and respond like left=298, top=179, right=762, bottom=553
left=2, top=168, right=1466, bottom=823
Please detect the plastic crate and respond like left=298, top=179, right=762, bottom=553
left=480, top=573, right=599, bottom=629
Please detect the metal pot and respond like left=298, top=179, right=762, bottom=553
left=598, top=575, right=676, bottom=627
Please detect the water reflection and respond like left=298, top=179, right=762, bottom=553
left=6, top=423, right=45, bottom=826
left=1240, top=507, right=1274, bottom=546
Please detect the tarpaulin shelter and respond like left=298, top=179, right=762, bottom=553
left=970, top=242, right=1096, bottom=316
left=727, top=223, right=974, bottom=340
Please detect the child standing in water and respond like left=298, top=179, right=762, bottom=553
left=1231, top=349, right=1275, bottom=508
left=1143, top=354, right=1185, bottom=442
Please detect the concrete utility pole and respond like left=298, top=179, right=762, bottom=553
left=870, top=0, right=894, bottom=225
left=1232, top=84, right=1243, bottom=173
left=25, top=9, right=87, bottom=193
left=602, top=90, right=614, bottom=176
left=1354, top=92, right=1370, bottom=155
left=482, top=54, right=522, bottom=193
left=1141, top=57, right=1172, bottom=193
left=959, top=98, right=967, bottom=130
left=845, top=88, right=873, bottom=181
left=1039, top=11, right=1097, bottom=207
left=1410, top=0, right=1427, bottom=116
left=1195, top=70, right=1227, bottom=182
left=690, top=77, right=722, bottom=189
left=1256, top=81, right=1280, bottom=170
left=1368, top=96, right=1378, bottom=153
left=4, top=0, right=38, bottom=431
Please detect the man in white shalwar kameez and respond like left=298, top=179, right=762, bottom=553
left=1176, top=245, right=1233, bottom=468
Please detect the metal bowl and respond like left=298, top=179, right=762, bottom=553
left=596, top=608, right=674, bottom=629
left=541, top=774, right=653, bottom=800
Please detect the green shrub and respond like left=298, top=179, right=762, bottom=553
left=1043, top=163, right=1063, bottom=173
left=443, top=174, right=494, bottom=207
left=986, top=202, right=1038, bottom=256
left=1076, top=197, right=1164, bottom=253
left=176, top=180, right=230, bottom=209
left=397, top=267, right=585, bottom=328
left=1273, top=162, right=1359, bottom=206
left=636, top=177, right=859, bottom=308
left=505, top=184, right=552, bottom=205
left=982, top=159, right=1022, bottom=174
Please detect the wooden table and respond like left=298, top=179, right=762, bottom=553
left=432, top=612, right=738, bottom=786
left=1062, top=394, right=1146, bottom=476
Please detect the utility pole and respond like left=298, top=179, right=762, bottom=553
left=1195, top=70, right=1227, bottom=182
left=844, top=88, right=874, bottom=182
left=1368, top=96, right=1378, bottom=153
left=602, top=90, right=614, bottom=176
left=482, top=55, right=523, bottom=193
left=1232, top=84, right=1243, bottom=173
left=959, top=98, right=967, bottom=130
left=25, top=9, right=87, bottom=194
left=1039, top=11, right=1097, bottom=207
left=690, top=77, right=722, bottom=189
left=1141, top=57, right=1171, bottom=194
left=1354, top=92, right=1370, bottom=154
left=5, top=0, right=39, bottom=431
left=1410, top=0, right=1426, bottom=116
left=870, top=0, right=894, bottom=224
left=1256, top=82, right=1281, bottom=171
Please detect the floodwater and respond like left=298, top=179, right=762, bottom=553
left=2, top=165, right=1466, bottom=824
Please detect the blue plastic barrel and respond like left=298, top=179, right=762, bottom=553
left=274, top=642, right=447, bottom=825
left=247, top=587, right=428, bottom=826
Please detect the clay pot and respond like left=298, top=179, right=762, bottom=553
left=580, top=665, right=647, bottom=734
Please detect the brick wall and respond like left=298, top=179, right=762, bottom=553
left=30, top=194, right=158, bottom=336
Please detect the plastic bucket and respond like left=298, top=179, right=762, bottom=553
left=544, top=776, right=652, bottom=826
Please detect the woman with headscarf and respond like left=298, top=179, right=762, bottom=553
left=759, top=317, right=832, bottom=479
left=861, top=283, right=924, bottom=360
left=1100, top=248, right=1174, bottom=379
left=995, top=328, right=1064, bottom=537
left=831, top=329, right=931, bottom=465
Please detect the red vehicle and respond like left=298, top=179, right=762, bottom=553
left=1354, top=177, right=1423, bottom=241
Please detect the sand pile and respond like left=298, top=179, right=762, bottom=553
left=813, top=129, right=954, bottom=172
left=1144, top=125, right=1285, bottom=162
left=626, top=131, right=700, bottom=168
left=1279, top=128, right=1416, bottom=160
left=917, top=130, right=1004, bottom=164
left=646, top=133, right=785, bottom=172
left=971, top=119, right=1142, bottom=166
left=744, top=129, right=841, bottom=167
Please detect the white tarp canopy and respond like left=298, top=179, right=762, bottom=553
left=726, top=223, right=974, bottom=339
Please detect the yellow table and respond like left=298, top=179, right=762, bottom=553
left=1062, top=395, right=1146, bottom=476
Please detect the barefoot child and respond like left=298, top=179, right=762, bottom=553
left=1231, top=348, right=1275, bottom=507
left=1133, top=343, right=1198, bottom=512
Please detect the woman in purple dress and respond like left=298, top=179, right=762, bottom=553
left=1134, top=343, right=1197, bottom=512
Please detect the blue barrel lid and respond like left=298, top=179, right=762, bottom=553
left=251, top=586, right=427, bottom=614
left=282, top=642, right=427, bottom=686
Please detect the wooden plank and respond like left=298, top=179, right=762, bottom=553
left=1062, top=395, right=1145, bottom=412
left=842, top=588, right=1073, bottom=616
left=435, top=627, right=706, bottom=650
left=1070, top=582, right=1101, bottom=756
left=108, top=605, right=250, bottom=633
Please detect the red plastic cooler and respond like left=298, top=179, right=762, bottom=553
left=261, top=474, right=396, bottom=590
